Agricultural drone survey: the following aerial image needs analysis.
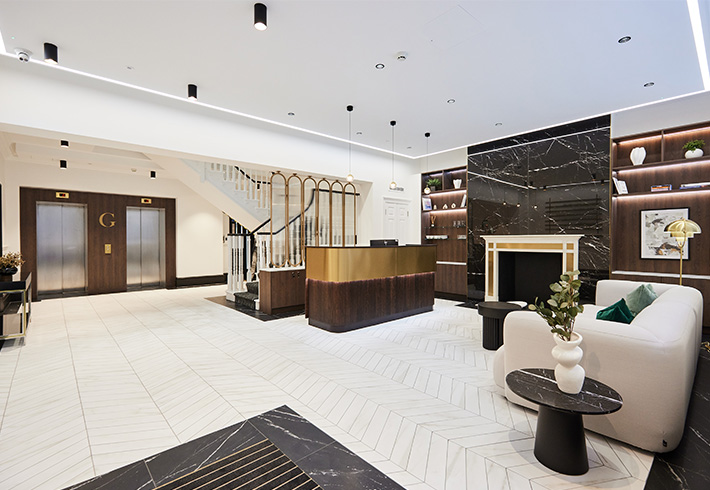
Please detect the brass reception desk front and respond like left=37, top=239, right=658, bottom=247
left=305, top=246, right=436, bottom=332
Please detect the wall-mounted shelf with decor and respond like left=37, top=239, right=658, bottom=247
left=610, top=121, right=710, bottom=329
left=421, top=165, right=468, bottom=299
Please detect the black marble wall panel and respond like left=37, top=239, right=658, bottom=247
left=467, top=117, right=611, bottom=301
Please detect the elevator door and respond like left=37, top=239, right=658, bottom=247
left=36, top=202, right=87, bottom=295
left=126, top=207, right=165, bottom=289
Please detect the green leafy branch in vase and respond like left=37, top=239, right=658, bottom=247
left=529, top=270, right=584, bottom=341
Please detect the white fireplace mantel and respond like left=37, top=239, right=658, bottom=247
left=481, top=234, right=583, bottom=302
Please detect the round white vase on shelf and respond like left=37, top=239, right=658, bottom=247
left=551, top=332, right=585, bottom=394
left=630, top=147, right=646, bottom=166
left=685, top=148, right=704, bottom=159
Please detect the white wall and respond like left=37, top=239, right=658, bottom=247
left=3, top=161, right=224, bottom=278
left=0, top=57, right=423, bottom=246
left=418, top=147, right=467, bottom=174
left=612, top=90, right=710, bottom=138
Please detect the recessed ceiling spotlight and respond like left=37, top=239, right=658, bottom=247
left=644, top=81, right=655, bottom=87
left=59, top=160, right=67, bottom=169
left=287, top=112, right=295, bottom=116
left=188, top=83, right=198, bottom=100
left=375, top=63, right=385, bottom=69
left=396, top=51, right=408, bottom=61
left=44, top=42, right=58, bottom=64
left=126, top=66, right=134, bottom=70
left=356, top=131, right=362, bottom=135
left=150, top=170, right=156, bottom=179
left=60, top=140, right=69, bottom=148
left=447, top=99, right=456, bottom=104
left=407, top=146, right=412, bottom=149
left=618, top=36, right=632, bottom=43
left=254, top=3, right=267, bottom=31
left=495, top=122, right=503, bottom=126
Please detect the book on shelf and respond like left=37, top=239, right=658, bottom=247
left=680, top=182, right=710, bottom=189
left=650, top=184, right=672, bottom=192
left=612, top=177, right=628, bottom=194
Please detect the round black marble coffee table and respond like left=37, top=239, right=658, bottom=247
left=505, top=368, right=623, bottom=475
left=477, top=301, right=522, bottom=350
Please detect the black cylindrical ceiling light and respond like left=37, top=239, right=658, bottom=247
left=188, top=84, right=198, bottom=100
left=60, top=140, right=69, bottom=148
left=44, top=43, right=58, bottom=64
left=389, top=120, right=397, bottom=190
left=254, top=3, right=267, bottom=31
left=60, top=159, right=67, bottom=169
left=150, top=170, right=156, bottom=179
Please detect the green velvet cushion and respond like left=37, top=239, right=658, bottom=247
left=625, top=283, right=658, bottom=317
left=596, top=298, right=634, bottom=324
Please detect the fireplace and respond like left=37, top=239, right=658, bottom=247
left=481, top=234, right=583, bottom=303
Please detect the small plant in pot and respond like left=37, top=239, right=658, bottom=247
left=683, top=139, right=704, bottom=159
left=0, top=251, right=24, bottom=282
left=529, top=270, right=586, bottom=394
left=425, top=177, right=441, bottom=191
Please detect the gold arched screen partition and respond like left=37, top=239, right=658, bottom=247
left=268, top=172, right=357, bottom=267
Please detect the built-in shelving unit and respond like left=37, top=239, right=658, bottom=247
left=610, top=121, right=710, bottom=328
left=421, top=166, right=468, bottom=299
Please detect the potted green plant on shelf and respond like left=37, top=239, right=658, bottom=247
left=0, top=251, right=24, bottom=282
left=683, top=139, right=704, bottom=159
left=529, top=270, right=586, bottom=394
left=425, top=177, right=441, bottom=192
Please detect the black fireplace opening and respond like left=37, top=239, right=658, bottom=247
left=498, top=252, right=564, bottom=306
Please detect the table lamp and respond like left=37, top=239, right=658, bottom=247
left=663, top=218, right=701, bottom=284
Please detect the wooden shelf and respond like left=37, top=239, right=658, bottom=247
left=613, top=187, right=710, bottom=199
left=614, top=156, right=710, bottom=172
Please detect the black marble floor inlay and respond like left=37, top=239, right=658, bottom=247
left=206, top=296, right=305, bottom=322
left=644, top=341, right=710, bottom=490
left=65, top=405, right=404, bottom=490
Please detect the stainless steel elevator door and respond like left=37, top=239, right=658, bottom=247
left=126, top=207, right=165, bottom=289
left=36, top=203, right=87, bottom=294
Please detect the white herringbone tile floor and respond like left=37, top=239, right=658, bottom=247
left=0, top=286, right=652, bottom=489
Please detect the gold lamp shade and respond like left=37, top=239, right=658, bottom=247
left=663, top=218, right=701, bottom=284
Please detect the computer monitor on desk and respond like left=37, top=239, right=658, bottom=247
left=370, top=239, right=398, bottom=247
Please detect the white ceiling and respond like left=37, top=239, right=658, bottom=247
left=0, top=0, right=708, bottom=158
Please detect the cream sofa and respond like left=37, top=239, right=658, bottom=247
left=493, top=279, right=703, bottom=452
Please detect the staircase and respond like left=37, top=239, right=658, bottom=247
left=233, top=281, right=259, bottom=310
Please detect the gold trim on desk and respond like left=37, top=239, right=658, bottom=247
left=306, top=246, right=436, bottom=282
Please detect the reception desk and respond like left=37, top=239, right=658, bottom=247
left=305, top=245, right=436, bottom=332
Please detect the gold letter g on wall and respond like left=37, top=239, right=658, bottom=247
left=99, top=212, right=116, bottom=228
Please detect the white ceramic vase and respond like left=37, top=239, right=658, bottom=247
left=685, top=148, right=704, bottom=159
left=551, top=332, right=585, bottom=394
left=630, top=147, right=646, bottom=166
left=453, top=179, right=462, bottom=189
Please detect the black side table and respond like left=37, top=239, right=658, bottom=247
left=478, top=301, right=522, bottom=350
left=505, top=368, right=622, bottom=475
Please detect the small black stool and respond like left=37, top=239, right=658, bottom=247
left=478, top=301, right=523, bottom=350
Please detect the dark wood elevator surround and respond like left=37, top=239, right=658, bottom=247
left=20, top=187, right=176, bottom=300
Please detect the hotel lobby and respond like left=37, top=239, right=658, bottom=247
left=1, top=1, right=710, bottom=489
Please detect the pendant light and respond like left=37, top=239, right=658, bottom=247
left=389, top=120, right=397, bottom=189
left=423, top=132, right=431, bottom=194
left=254, top=3, right=267, bottom=31
left=346, top=105, right=354, bottom=182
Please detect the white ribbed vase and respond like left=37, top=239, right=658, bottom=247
left=551, top=332, right=585, bottom=394
left=630, top=147, right=646, bottom=165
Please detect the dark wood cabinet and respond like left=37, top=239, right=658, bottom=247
left=259, top=268, right=305, bottom=314
left=421, top=166, right=468, bottom=300
left=611, top=122, right=710, bottom=328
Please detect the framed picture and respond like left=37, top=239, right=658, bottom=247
left=612, top=177, right=628, bottom=195
left=422, top=196, right=432, bottom=211
left=640, top=208, right=689, bottom=259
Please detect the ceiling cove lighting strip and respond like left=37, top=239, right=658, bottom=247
left=688, top=0, right=710, bottom=90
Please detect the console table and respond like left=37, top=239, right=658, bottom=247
left=506, top=368, right=622, bottom=475
left=0, top=273, right=32, bottom=340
